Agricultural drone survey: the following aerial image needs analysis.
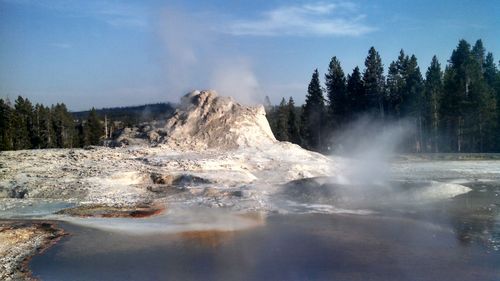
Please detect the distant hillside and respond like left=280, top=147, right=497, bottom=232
left=72, top=103, right=176, bottom=125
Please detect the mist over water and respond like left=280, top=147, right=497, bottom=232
left=331, top=117, right=412, bottom=186
left=299, top=117, right=473, bottom=210
left=326, top=117, right=415, bottom=206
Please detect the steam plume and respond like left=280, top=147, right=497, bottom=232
left=158, top=7, right=263, bottom=104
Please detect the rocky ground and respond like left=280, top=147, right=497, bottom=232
left=0, top=221, right=64, bottom=281
left=0, top=142, right=334, bottom=213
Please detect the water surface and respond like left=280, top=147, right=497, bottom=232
left=30, top=159, right=500, bottom=281
left=30, top=211, right=500, bottom=280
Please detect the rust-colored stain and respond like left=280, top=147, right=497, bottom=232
left=100, top=207, right=166, bottom=218
left=0, top=221, right=66, bottom=281
left=57, top=204, right=167, bottom=218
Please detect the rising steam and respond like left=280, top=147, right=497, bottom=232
left=326, top=117, right=470, bottom=208
left=158, top=7, right=263, bottom=104
left=332, top=117, right=412, bottom=186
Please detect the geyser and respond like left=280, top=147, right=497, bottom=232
left=114, top=90, right=276, bottom=150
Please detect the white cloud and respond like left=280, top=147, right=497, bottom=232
left=227, top=2, right=374, bottom=37
left=302, top=3, right=337, bottom=14
left=2, top=0, right=148, bottom=29
left=92, top=2, right=148, bottom=28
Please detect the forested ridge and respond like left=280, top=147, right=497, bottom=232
left=267, top=39, right=500, bottom=153
left=72, top=103, right=175, bottom=126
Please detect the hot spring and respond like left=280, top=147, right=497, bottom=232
left=28, top=158, right=500, bottom=281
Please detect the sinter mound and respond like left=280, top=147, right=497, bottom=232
left=115, top=90, right=277, bottom=150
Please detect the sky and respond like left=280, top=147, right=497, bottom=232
left=0, top=0, right=499, bottom=111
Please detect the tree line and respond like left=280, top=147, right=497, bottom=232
left=267, top=39, right=500, bottom=153
left=0, top=98, right=176, bottom=151
left=0, top=97, right=104, bottom=150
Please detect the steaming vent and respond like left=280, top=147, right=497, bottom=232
left=115, top=90, right=277, bottom=150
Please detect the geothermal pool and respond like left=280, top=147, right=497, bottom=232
left=30, top=159, right=500, bottom=281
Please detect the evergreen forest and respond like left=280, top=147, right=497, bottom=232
left=267, top=39, right=500, bottom=153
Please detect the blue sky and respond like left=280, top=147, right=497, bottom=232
left=1, top=0, right=499, bottom=110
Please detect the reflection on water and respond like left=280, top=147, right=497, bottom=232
left=56, top=207, right=265, bottom=235
left=453, top=208, right=500, bottom=250
left=449, top=181, right=500, bottom=251
left=180, top=231, right=235, bottom=248
left=31, top=209, right=500, bottom=281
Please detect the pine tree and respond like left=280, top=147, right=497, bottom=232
left=475, top=82, right=497, bottom=152
left=347, top=66, right=365, bottom=116
left=363, top=47, right=385, bottom=118
left=12, top=96, right=34, bottom=150
left=423, top=56, right=443, bottom=152
left=496, top=60, right=500, bottom=151
left=84, top=108, right=103, bottom=146
left=440, top=39, right=496, bottom=152
left=52, top=104, right=65, bottom=148
left=404, top=55, right=424, bottom=151
left=441, top=65, right=461, bottom=152
left=0, top=99, right=14, bottom=150
left=301, top=69, right=326, bottom=151
left=287, top=97, right=301, bottom=145
left=74, top=120, right=85, bottom=148
left=51, top=103, right=76, bottom=148
left=469, top=42, right=497, bottom=152
left=386, top=50, right=408, bottom=119
left=441, top=40, right=471, bottom=151
left=483, top=53, right=497, bottom=87
left=395, top=51, right=410, bottom=116
left=483, top=53, right=498, bottom=151
left=38, top=105, right=54, bottom=148
left=32, top=104, right=43, bottom=148
left=325, top=56, right=347, bottom=127
left=464, top=40, right=496, bottom=151
left=472, top=39, right=485, bottom=72
left=386, top=62, right=400, bottom=118
left=275, top=98, right=289, bottom=141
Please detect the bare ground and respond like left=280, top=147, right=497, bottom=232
left=0, top=221, right=65, bottom=281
